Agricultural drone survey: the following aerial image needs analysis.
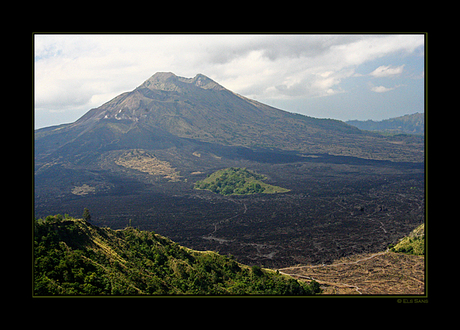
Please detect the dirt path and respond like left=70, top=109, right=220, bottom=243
left=277, top=250, right=424, bottom=295
left=278, top=270, right=363, bottom=294
left=277, top=252, right=389, bottom=295
left=278, top=249, right=389, bottom=272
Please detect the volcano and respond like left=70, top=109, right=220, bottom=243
left=35, top=72, right=424, bottom=201
left=34, top=72, right=424, bottom=267
left=35, top=72, right=422, bottom=164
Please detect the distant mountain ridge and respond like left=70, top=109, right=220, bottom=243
left=347, top=113, right=424, bottom=135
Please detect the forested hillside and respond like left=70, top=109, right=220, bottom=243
left=194, top=167, right=289, bottom=195
left=34, top=215, right=321, bottom=295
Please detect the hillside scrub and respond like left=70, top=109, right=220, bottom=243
left=34, top=215, right=320, bottom=295
left=194, top=167, right=289, bottom=196
left=389, top=223, right=424, bottom=255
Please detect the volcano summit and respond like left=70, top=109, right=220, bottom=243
left=35, top=72, right=422, bottom=164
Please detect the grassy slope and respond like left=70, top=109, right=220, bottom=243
left=194, top=167, right=290, bottom=196
left=34, top=215, right=320, bottom=296
left=390, top=223, right=425, bottom=255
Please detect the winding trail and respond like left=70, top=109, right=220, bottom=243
left=202, top=201, right=247, bottom=239
left=278, top=271, right=363, bottom=294
left=278, top=249, right=388, bottom=272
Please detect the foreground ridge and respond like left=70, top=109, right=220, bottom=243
left=34, top=215, right=321, bottom=296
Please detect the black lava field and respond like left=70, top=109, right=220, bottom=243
left=35, top=154, right=424, bottom=269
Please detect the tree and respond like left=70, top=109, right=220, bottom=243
left=221, top=186, right=234, bottom=195
left=83, top=208, right=91, bottom=222
left=309, top=280, right=322, bottom=294
left=251, top=265, right=263, bottom=277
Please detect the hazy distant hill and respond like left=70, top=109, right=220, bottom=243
left=347, top=113, right=424, bottom=135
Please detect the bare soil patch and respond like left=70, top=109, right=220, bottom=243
left=278, top=251, right=424, bottom=294
left=115, top=149, right=182, bottom=182
left=71, top=184, right=96, bottom=196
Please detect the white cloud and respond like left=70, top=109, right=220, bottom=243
left=370, top=85, right=395, bottom=93
left=34, top=34, right=425, bottom=128
left=369, top=84, right=405, bottom=93
left=208, top=35, right=422, bottom=99
left=370, top=64, right=405, bottom=78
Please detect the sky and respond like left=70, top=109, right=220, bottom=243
left=34, top=34, right=425, bottom=129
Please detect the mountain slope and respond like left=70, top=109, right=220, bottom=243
left=35, top=72, right=423, bottom=166
left=346, top=112, right=424, bottom=135
left=34, top=215, right=321, bottom=295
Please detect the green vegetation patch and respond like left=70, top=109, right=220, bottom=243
left=34, top=215, right=320, bottom=295
left=389, top=223, right=424, bottom=255
left=194, top=167, right=290, bottom=196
